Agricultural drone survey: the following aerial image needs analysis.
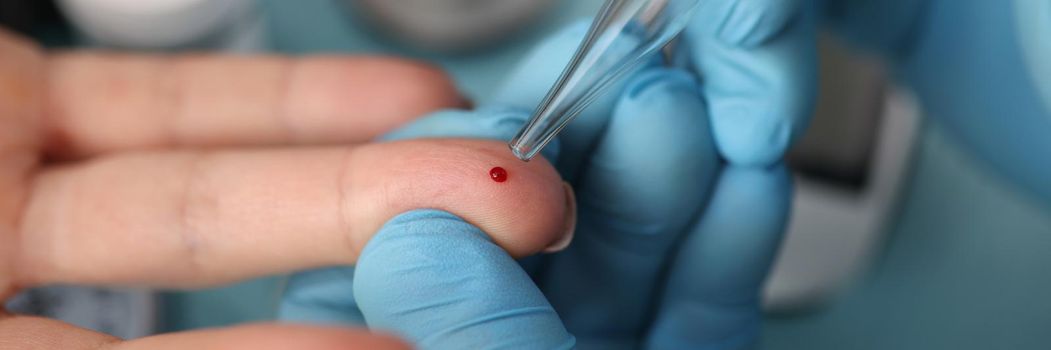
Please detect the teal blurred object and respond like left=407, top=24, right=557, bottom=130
left=163, top=1, right=1051, bottom=349
left=161, top=276, right=284, bottom=329
left=763, top=122, right=1051, bottom=350
left=763, top=0, right=1051, bottom=348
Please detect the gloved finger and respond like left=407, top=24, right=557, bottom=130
left=541, top=67, right=719, bottom=349
left=491, top=20, right=642, bottom=181
left=646, top=164, right=791, bottom=350
left=278, top=267, right=365, bottom=326
left=354, top=209, right=575, bottom=350
left=685, top=0, right=816, bottom=165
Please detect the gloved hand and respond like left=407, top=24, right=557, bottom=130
left=822, top=0, right=1051, bottom=204
left=487, top=4, right=810, bottom=346
left=281, top=3, right=802, bottom=348
left=279, top=0, right=810, bottom=347
left=283, top=1, right=1049, bottom=349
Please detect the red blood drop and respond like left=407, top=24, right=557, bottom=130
left=489, top=167, right=508, bottom=182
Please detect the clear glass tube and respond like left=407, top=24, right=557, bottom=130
left=509, top=0, right=702, bottom=161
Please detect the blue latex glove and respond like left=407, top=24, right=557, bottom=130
left=280, top=1, right=812, bottom=347
left=822, top=0, right=1051, bottom=204
left=487, top=14, right=802, bottom=349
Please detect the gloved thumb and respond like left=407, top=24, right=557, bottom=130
left=354, top=209, right=575, bottom=349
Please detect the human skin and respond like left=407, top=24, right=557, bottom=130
left=18, top=139, right=572, bottom=287
left=0, top=29, right=572, bottom=349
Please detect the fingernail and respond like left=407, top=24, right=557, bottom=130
left=544, top=182, right=576, bottom=253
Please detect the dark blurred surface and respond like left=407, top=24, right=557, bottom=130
left=0, top=0, right=74, bottom=46
left=0, top=0, right=60, bottom=33
left=787, top=33, right=887, bottom=190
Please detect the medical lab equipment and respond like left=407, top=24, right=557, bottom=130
left=509, top=0, right=702, bottom=161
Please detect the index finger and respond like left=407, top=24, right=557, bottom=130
left=14, top=139, right=573, bottom=288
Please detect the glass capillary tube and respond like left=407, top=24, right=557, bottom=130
left=509, top=0, right=702, bottom=161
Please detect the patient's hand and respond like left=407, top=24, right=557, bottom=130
left=1, top=28, right=573, bottom=349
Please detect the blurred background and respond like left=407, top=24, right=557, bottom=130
left=2, top=0, right=1049, bottom=349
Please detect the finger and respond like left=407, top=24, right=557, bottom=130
left=0, top=315, right=407, bottom=350
left=491, top=20, right=638, bottom=181
left=646, top=164, right=791, bottom=349
left=686, top=0, right=817, bottom=165
left=381, top=107, right=563, bottom=278
left=15, top=139, right=573, bottom=288
left=278, top=106, right=559, bottom=325
left=43, top=53, right=465, bottom=158
left=0, top=29, right=44, bottom=297
left=278, top=266, right=366, bottom=326
left=354, top=210, right=575, bottom=349
left=541, top=68, right=718, bottom=348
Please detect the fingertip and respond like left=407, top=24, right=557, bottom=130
left=706, top=164, right=793, bottom=238
left=719, top=164, right=793, bottom=212
left=456, top=145, right=573, bottom=257
left=711, top=107, right=794, bottom=166
left=349, top=140, right=572, bottom=259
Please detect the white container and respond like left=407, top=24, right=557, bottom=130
left=57, top=0, right=265, bottom=51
